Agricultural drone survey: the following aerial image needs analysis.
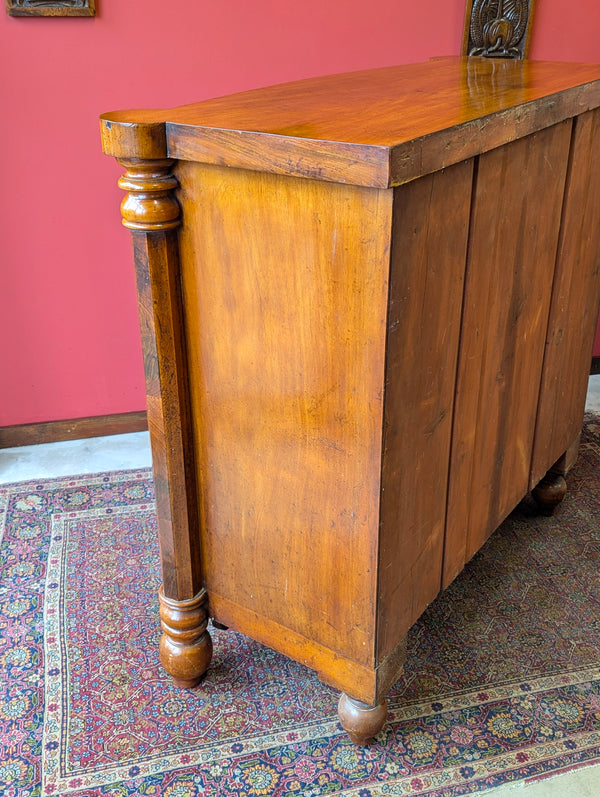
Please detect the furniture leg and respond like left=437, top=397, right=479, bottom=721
left=532, top=470, right=567, bottom=515
left=158, top=588, right=212, bottom=687
left=532, top=436, right=580, bottom=516
left=337, top=693, right=388, bottom=745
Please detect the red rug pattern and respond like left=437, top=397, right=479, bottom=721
left=2, top=417, right=600, bottom=795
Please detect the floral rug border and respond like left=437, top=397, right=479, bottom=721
left=2, top=445, right=600, bottom=797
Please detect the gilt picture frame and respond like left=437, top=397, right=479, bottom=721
left=5, top=0, right=95, bottom=16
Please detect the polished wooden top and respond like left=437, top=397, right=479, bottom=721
left=101, top=56, right=600, bottom=187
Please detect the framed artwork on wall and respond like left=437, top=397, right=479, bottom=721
left=462, top=0, right=535, bottom=59
left=5, top=0, right=95, bottom=15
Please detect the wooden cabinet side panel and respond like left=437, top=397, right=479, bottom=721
left=444, top=121, right=572, bottom=587
left=176, top=163, right=393, bottom=667
left=376, top=160, right=473, bottom=662
left=531, top=108, right=600, bottom=486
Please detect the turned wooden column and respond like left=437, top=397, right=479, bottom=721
left=117, top=157, right=212, bottom=687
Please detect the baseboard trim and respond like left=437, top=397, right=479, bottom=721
left=0, top=411, right=148, bottom=450
left=8, top=356, right=598, bottom=447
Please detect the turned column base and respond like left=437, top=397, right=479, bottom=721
left=338, top=693, right=388, bottom=745
left=158, top=587, right=213, bottom=688
left=532, top=471, right=567, bottom=516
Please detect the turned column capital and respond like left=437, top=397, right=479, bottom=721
left=116, top=158, right=181, bottom=232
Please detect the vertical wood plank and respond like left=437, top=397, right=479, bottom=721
left=376, top=159, right=473, bottom=661
left=531, top=108, right=600, bottom=485
left=444, top=121, right=572, bottom=586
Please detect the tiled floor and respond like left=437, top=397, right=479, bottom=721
left=487, top=765, right=600, bottom=796
left=2, top=375, right=600, bottom=794
left=585, top=372, right=600, bottom=413
left=0, top=430, right=152, bottom=485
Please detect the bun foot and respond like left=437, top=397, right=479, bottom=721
left=158, top=587, right=213, bottom=688
left=532, top=471, right=567, bottom=515
left=337, top=693, right=388, bottom=745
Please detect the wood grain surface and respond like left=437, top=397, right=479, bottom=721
left=443, top=121, right=572, bottom=585
left=101, top=57, right=600, bottom=188
left=531, top=107, right=600, bottom=485
left=176, top=162, right=392, bottom=667
left=377, top=159, right=473, bottom=659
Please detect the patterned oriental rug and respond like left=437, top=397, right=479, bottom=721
left=3, top=418, right=600, bottom=797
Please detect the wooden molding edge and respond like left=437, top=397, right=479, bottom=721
left=0, top=411, right=148, bottom=450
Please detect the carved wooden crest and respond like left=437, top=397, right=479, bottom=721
left=462, top=0, right=535, bottom=59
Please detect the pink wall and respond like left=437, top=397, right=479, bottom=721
left=1, top=0, right=599, bottom=427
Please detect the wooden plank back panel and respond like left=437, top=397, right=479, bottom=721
left=176, top=162, right=393, bottom=667
left=531, top=108, right=600, bottom=485
left=443, top=121, right=572, bottom=587
left=376, top=160, right=473, bottom=661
